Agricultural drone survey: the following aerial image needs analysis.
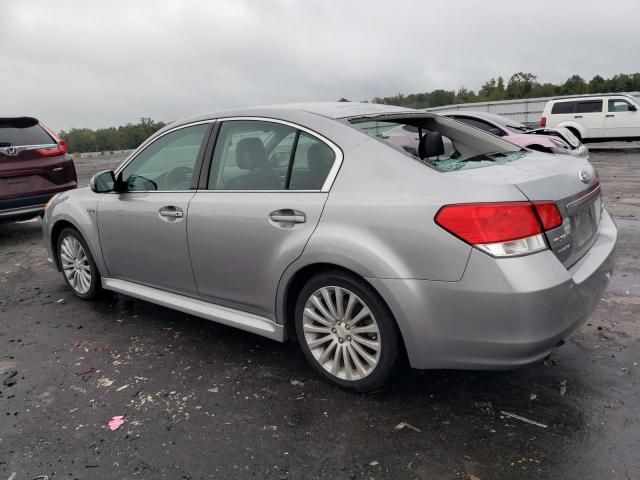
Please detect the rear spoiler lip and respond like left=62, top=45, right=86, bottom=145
left=0, top=117, right=39, bottom=128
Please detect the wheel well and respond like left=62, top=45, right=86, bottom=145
left=566, top=127, right=581, bottom=140
left=50, top=220, right=76, bottom=269
left=282, top=263, right=406, bottom=353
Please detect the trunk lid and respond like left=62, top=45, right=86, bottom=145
left=448, top=152, right=602, bottom=268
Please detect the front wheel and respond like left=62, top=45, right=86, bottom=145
left=295, top=271, right=400, bottom=392
left=57, top=227, right=101, bottom=300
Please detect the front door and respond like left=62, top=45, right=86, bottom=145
left=605, top=98, right=640, bottom=138
left=188, top=119, right=339, bottom=319
left=98, top=123, right=210, bottom=295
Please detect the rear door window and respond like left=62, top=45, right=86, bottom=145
left=576, top=100, right=603, bottom=113
left=551, top=102, right=576, bottom=114
left=0, top=118, right=54, bottom=147
left=209, top=120, right=336, bottom=191
left=289, top=132, right=336, bottom=190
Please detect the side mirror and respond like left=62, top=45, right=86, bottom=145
left=630, top=104, right=638, bottom=112
left=489, top=127, right=504, bottom=136
left=90, top=170, right=116, bottom=193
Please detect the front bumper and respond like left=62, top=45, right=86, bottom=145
left=368, top=209, right=617, bottom=370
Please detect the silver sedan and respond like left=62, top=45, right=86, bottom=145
left=42, top=103, right=616, bottom=392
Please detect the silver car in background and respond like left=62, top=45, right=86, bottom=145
left=42, top=103, right=616, bottom=392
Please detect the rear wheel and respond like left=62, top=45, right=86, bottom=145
left=57, top=228, right=101, bottom=300
left=294, top=271, right=400, bottom=392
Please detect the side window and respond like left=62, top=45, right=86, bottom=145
left=608, top=99, right=633, bottom=112
left=576, top=100, right=603, bottom=113
left=289, top=133, right=336, bottom=190
left=551, top=101, right=576, bottom=114
left=455, top=117, right=504, bottom=135
left=209, top=120, right=296, bottom=190
left=121, top=124, right=208, bottom=191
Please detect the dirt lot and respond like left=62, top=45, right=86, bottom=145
left=1, top=150, right=639, bottom=479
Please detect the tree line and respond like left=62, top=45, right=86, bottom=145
left=60, top=118, right=166, bottom=154
left=371, top=72, right=640, bottom=109
left=60, top=72, right=640, bottom=153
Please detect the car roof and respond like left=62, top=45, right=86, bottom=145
left=170, top=102, right=417, bottom=127
left=548, top=93, right=637, bottom=102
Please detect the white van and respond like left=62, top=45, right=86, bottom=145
left=541, top=94, right=640, bottom=141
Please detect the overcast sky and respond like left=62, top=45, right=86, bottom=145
left=1, top=0, right=639, bottom=132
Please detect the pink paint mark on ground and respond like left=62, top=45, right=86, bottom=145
left=108, top=415, right=125, bottom=431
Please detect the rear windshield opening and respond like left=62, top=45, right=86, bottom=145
left=0, top=117, right=54, bottom=147
left=349, top=115, right=526, bottom=172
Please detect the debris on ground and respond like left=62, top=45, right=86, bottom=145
left=2, top=370, right=18, bottom=387
left=97, top=377, right=114, bottom=388
left=290, top=379, right=304, bottom=386
left=500, top=411, right=548, bottom=428
left=369, top=461, right=379, bottom=466
left=559, top=380, right=567, bottom=396
left=75, top=367, right=97, bottom=376
left=207, top=387, right=219, bottom=393
left=394, top=421, right=421, bottom=433
left=530, top=393, right=537, bottom=401
left=70, top=385, right=87, bottom=394
left=116, top=384, right=129, bottom=392
left=108, top=415, right=126, bottom=431
left=262, top=425, right=278, bottom=431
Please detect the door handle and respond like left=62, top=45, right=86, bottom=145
left=159, top=206, right=184, bottom=218
left=606, top=114, right=615, bottom=117
left=574, top=115, right=583, bottom=119
left=269, top=209, right=306, bottom=224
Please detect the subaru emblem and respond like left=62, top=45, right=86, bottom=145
left=579, top=170, right=592, bottom=184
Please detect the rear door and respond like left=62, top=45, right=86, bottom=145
left=574, top=100, right=605, bottom=138
left=97, top=122, right=211, bottom=295
left=187, top=119, right=340, bottom=319
left=604, top=98, right=640, bottom=138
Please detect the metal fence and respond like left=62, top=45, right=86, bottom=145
left=425, top=92, right=640, bottom=127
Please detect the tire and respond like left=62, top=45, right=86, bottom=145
left=56, top=227, right=102, bottom=300
left=294, top=270, right=400, bottom=392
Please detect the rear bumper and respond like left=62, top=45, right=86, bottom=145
left=368, top=209, right=617, bottom=370
left=0, top=192, right=53, bottom=220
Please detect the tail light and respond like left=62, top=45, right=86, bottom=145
left=37, top=124, right=69, bottom=157
left=435, top=201, right=562, bottom=257
left=540, top=116, right=547, bottom=128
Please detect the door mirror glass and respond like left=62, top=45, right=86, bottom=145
left=90, top=170, right=116, bottom=193
left=489, top=127, right=504, bottom=136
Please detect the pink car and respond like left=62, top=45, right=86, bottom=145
left=441, top=111, right=588, bottom=157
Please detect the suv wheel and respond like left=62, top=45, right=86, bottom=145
left=295, top=271, right=400, bottom=392
left=57, top=228, right=101, bottom=300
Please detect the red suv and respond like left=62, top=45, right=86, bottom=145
left=1, top=117, right=77, bottom=221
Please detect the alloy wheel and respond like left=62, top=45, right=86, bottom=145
left=60, top=236, right=92, bottom=294
left=302, top=286, right=381, bottom=381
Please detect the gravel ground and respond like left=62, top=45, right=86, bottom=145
left=1, top=149, right=639, bottom=480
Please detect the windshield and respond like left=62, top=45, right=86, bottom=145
left=349, top=115, right=527, bottom=172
